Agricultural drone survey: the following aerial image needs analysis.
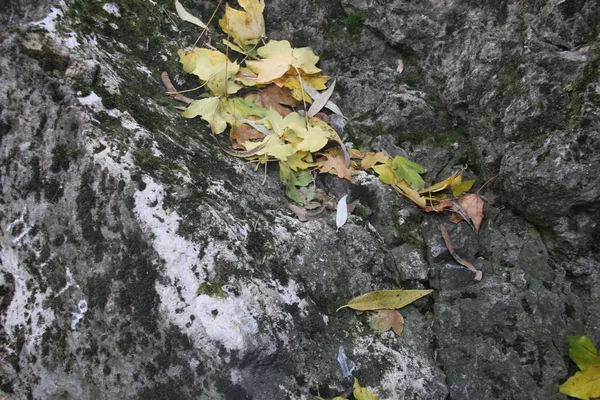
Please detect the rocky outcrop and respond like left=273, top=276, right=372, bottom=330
left=0, top=0, right=598, bottom=399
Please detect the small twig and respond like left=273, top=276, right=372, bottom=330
left=161, top=72, right=194, bottom=104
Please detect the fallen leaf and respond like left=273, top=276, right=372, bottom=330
left=336, top=289, right=433, bottom=312
left=370, top=309, right=404, bottom=336
left=393, top=180, right=427, bottom=208
left=318, top=148, right=353, bottom=181
left=440, top=224, right=483, bottom=281
left=178, top=48, right=241, bottom=95
left=451, top=174, right=476, bottom=197
left=274, top=72, right=329, bottom=102
left=245, top=40, right=321, bottom=83
left=230, top=122, right=264, bottom=148
left=336, top=195, right=348, bottom=231
left=560, top=335, right=600, bottom=400
left=252, top=84, right=299, bottom=116
left=280, top=163, right=312, bottom=204
left=301, top=80, right=345, bottom=117
left=418, top=170, right=461, bottom=195
left=391, top=156, right=425, bottom=190
left=360, top=152, right=389, bottom=169
left=219, top=0, right=265, bottom=46
left=243, top=133, right=294, bottom=161
left=175, top=0, right=207, bottom=28
left=308, top=79, right=336, bottom=117
left=353, top=378, right=379, bottom=400
left=458, top=193, right=484, bottom=232
left=182, top=97, right=230, bottom=134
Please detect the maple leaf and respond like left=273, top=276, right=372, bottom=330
left=560, top=335, right=600, bottom=400
left=285, top=151, right=318, bottom=171
left=219, top=0, right=265, bottom=46
left=251, top=84, right=299, bottom=116
left=370, top=309, right=405, bottom=336
left=318, top=147, right=353, bottom=181
left=280, top=163, right=312, bottom=204
left=178, top=48, right=241, bottom=96
left=182, top=97, right=232, bottom=134
left=360, top=152, right=389, bottom=169
left=245, top=40, right=322, bottom=83
left=230, top=120, right=265, bottom=148
left=458, top=193, right=484, bottom=232
left=391, top=156, right=425, bottom=190
left=273, top=72, right=329, bottom=102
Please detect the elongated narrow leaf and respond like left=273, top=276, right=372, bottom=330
left=307, top=79, right=336, bottom=117
left=336, top=289, right=433, bottom=312
left=175, top=0, right=207, bottom=28
left=336, top=195, right=348, bottom=231
left=301, top=81, right=345, bottom=117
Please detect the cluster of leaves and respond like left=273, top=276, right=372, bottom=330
left=337, top=289, right=433, bottom=336
left=169, top=0, right=485, bottom=228
left=560, top=335, right=600, bottom=399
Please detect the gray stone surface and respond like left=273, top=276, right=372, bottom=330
left=0, top=0, right=599, bottom=399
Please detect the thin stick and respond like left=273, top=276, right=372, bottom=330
left=161, top=72, right=194, bottom=104
left=193, top=0, right=224, bottom=48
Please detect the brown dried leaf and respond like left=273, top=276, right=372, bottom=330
left=440, top=224, right=483, bottom=281
left=230, top=122, right=265, bottom=149
left=370, top=309, right=405, bottom=336
left=458, top=193, right=484, bottom=232
left=318, top=148, right=354, bottom=181
left=253, top=84, right=299, bottom=116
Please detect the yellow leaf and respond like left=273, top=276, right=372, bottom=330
left=219, top=0, right=265, bottom=46
left=353, top=378, right=379, bottom=400
left=361, top=152, right=389, bottom=169
left=273, top=72, right=329, bottom=102
left=263, top=109, right=304, bottom=137
left=372, top=159, right=395, bottom=185
left=451, top=175, right=476, bottom=197
left=418, top=171, right=462, bottom=195
left=336, top=289, right=433, bottom=312
left=285, top=151, right=318, bottom=171
left=559, top=365, right=600, bottom=400
left=242, top=133, right=295, bottom=161
left=394, top=180, right=427, bottom=208
left=181, top=97, right=231, bottom=134
left=245, top=40, right=321, bottom=83
left=178, top=48, right=240, bottom=96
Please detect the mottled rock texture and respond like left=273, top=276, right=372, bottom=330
left=0, top=0, right=598, bottom=399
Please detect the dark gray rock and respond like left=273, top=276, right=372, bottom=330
left=1, top=0, right=599, bottom=399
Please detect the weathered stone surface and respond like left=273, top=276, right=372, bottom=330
left=1, top=0, right=599, bottom=399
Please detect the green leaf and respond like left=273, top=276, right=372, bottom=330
left=182, top=97, right=229, bottom=134
left=391, top=156, right=425, bottom=190
left=280, top=163, right=312, bottom=203
left=336, top=289, right=433, bottom=312
left=559, top=335, right=600, bottom=399
left=569, top=335, right=600, bottom=370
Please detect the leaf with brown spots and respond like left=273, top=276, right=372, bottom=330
left=318, top=147, right=354, bottom=181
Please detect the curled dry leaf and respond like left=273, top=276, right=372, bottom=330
left=440, top=224, right=483, bottom=281
left=175, top=0, right=207, bottom=28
